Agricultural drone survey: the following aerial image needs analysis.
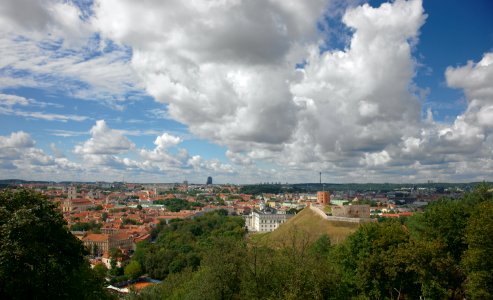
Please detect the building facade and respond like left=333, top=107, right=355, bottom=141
left=245, top=208, right=293, bottom=232
left=62, top=198, right=94, bottom=212
left=82, top=232, right=134, bottom=256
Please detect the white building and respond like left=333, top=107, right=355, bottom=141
left=245, top=208, right=293, bottom=232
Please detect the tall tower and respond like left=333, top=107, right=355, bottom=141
left=317, top=191, right=330, bottom=205
left=68, top=186, right=77, bottom=200
left=206, top=176, right=213, bottom=185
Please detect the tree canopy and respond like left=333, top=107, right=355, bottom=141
left=0, top=190, right=113, bottom=300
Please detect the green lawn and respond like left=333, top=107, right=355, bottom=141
left=249, top=207, right=360, bottom=248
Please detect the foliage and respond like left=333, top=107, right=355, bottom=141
left=0, top=190, right=114, bottom=300
left=122, top=218, right=140, bottom=225
left=130, top=211, right=245, bottom=280
left=462, top=200, right=493, bottom=299
left=93, top=263, right=108, bottom=281
left=124, top=261, right=143, bottom=279
left=70, top=220, right=102, bottom=232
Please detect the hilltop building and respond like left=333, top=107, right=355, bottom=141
left=245, top=207, right=293, bottom=232
left=317, top=191, right=330, bottom=205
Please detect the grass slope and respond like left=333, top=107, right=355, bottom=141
left=252, top=207, right=360, bottom=247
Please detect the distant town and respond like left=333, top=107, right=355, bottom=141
left=0, top=178, right=481, bottom=236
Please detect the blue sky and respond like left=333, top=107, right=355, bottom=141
left=0, top=0, right=492, bottom=183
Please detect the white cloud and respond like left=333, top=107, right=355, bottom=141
left=446, top=52, right=493, bottom=102
left=361, top=150, right=391, bottom=167
left=0, top=131, right=35, bottom=149
left=0, top=131, right=83, bottom=178
left=2, top=0, right=493, bottom=183
left=91, top=0, right=430, bottom=173
left=93, top=0, right=328, bottom=148
left=50, top=143, right=65, bottom=158
left=0, top=0, right=94, bottom=46
left=74, top=120, right=134, bottom=155
left=0, top=93, right=30, bottom=106
left=154, top=133, right=182, bottom=149
left=0, top=93, right=87, bottom=122
left=0, top=0, right=143, bottom=109
left=226, top=150, right=253, bottom=166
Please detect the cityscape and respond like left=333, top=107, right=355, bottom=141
left=1, top=0, right=493, bottom=299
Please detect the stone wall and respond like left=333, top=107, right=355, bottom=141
left=331, top=205, right=370, bottom=218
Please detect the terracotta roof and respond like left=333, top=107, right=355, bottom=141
left=112, top=232, right=132, bottom=240
left=83, top=233, right=109, bottom=242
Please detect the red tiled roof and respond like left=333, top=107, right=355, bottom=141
left=83, top=233, right=109, bottom=242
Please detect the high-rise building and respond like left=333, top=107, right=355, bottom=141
left=317, top=191, right=330, bottom=205
left=206, top=176, right=213, bottom=185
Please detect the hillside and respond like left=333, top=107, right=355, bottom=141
left=252, top=207, right=360, bottom=247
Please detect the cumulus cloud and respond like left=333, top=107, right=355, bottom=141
left=90, top=0, right=430, bottom=173
left=286, top=0, right=425, bottom=166
left=93, top=0, right=329, bottom=147
left=0, top=131, right=35, bottom=149
left=0, top=131, right=83, bottom=179
left=74, top=120, right=134, bottom=155
left=0, top=0, right=91, bottom=41
left=154, top=133, right=182, bottom=149
left=226, top=150, right=253, bottom=166
left=70, top=121, right=234, bottom=178
left=139, top=133, right=188, bottom=170
left=2, top=0, right=493, bottom=182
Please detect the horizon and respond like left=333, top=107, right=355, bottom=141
left=2, top=178, right=489, bottom=186
left=1, top=0, right=492, bottom=184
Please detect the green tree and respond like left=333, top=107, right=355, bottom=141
left=124, top=261, right=143, bottom=279
left=109, top=248, right=124, bottom=276
left=333, top=221, right=419, bottom=299
left=463, top=201, right=493, bottom=299
left=93, top=263, right=109, bottom=281
left=405, top=198, right=472, bottom=298
left=0, top=190, right=113, bottom=299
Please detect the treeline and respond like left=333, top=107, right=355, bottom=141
left=128, top=184, right=493, bottom=300
left=240, top=182, right=490, bottom=194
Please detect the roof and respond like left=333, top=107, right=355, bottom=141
left=83, top=233, right=109, bottom=242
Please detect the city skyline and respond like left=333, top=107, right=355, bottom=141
left=1, top=0, right=492, bottom=184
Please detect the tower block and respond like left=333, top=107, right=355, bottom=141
left=317, top=191, right=330, bottom=205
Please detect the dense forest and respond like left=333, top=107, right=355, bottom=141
left=128, top=184, right=493, bottom=299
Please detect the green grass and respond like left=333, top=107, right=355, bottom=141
left=250, top=207, right=360, bottom=247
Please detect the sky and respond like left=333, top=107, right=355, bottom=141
left=0, top=0, right=492, bottom=184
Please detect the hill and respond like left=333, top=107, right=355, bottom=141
left=252, top=206, right=360, bottom=247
